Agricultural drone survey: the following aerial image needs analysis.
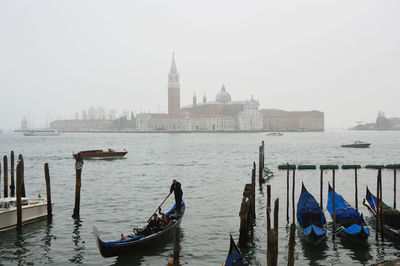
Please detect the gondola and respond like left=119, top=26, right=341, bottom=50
left=297, top=183, right=327, bottom=245
left=223, top=234, right=249, bottom=266
left=363, top=187, right=400, bottom=240
left=327, top=184, right=370, bottom=242
left=93, top=200, right=185, bottom=258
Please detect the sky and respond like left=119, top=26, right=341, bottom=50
left=1, top=0, right=399, bottom=129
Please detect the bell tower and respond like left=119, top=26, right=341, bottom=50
left=168, top=53, right=180, bottom=116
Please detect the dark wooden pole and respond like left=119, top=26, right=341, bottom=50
left=286, top=163, right=289, bottom=222
left=72, top=154, right=83, bottom=219
left=44, top=163, right=52, bottom=219
left=10, top=151, right=15, bottom=197
left=320, top=169, right=323, bottom=210
left=287, top=223, right=296, bottom=266
left=272, top=198, right=279, bottom=265
left=252, top=162, right=256, bottom=219
left=394, top=164, right=397, bottom=210
left=0, top=161, right=1, bottom=198
left=18, top=154, right=25, bottom=197
left=332, top=169, right=336, bottom=235
left=3, top=156, right=8, bottom=198
left=379, top=169, right=383, bottom=238
left=259, top=146, right=263, bottom=183
left=292, top=168, right=295, bottom=224
left=16, top=161, right=22, bottom=232
left=376, top=170, right=380, bottom=236
left=266, top=184, right=271, bottom=265
left=173, top=227, right=180, bottom=266
left=355, top=167, right=358, bottom=210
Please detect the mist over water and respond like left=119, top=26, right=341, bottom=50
left=0, top=131, right=400, bottom=265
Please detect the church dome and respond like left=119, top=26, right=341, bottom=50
left=215, top=84, right=232, bottom=103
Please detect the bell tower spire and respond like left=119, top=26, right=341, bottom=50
left=168, top=53, right=180, bottom=116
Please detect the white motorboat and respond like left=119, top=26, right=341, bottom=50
left=0, top=197, right=49, bottom=231
left=23, top=129, right=61, bottom=136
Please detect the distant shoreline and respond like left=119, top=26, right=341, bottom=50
left=52, top=130, right=323, bottom=134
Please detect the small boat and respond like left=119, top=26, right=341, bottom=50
left=341, top=141, right=371, bottom=148
left=73, top=149, right=127, bottom=160
left=327, top=184, right=370, bottom=242
left=23, top=129, right=61, bottom=136
left=266, top=132, right=283, bottom=136
left=363, top=187, right=400, bottom=240
left=93, top=200, right=185, bottom=258
left=297, top=183, right=327, bottom=245
left=0, top=197, right=49, bottom=231
left=223, top=234, right=249, bottom=266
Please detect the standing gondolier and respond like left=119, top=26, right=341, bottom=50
left=170, top=179, right=183, bottom=212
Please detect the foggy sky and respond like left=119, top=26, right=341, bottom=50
left=1, top=0, right=400, bottom=129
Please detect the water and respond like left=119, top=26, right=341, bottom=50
left=0, top=131, right=399, bottom=265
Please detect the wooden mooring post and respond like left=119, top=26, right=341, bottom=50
left=376, top=169, right=380, bottom=237
left=252, top=162, right=256, bottom=219
left=173, top=227, right=180, bottom=266
left=18, top=154, right=26, bottom=197
left=266, top=184, right=271, bottom=264
left=3, top=156, right=8, bottom=198
left=394, top=164, right=397, bottom=210
left=355, top=167, right=358, bottom=210
left=72, top=154, right=83, bottom=219
left=287, top=222, right=296, bottom=266
left=16, top=160, right=22, bottom=232
left=10, top=151, right=15, bottom=197
left=286, top=164, right=289, bottom=222
left=292, top=168, right=295, bottom=224
left=379, top=169, right=383, bottom=238
left=267, top=198, right=279, bottom=266
left=239, top=183, right=253, bottom=246
left=320, top=169, right=323, bottom=210
left=332, top=169, right=336, bottom=236
left=44, top=163, right=52, bottom=220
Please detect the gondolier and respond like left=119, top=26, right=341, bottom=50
left=170, top=179, right=183, bottom=212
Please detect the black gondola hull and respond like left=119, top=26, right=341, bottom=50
left=93, top=204, right=185, bottom=258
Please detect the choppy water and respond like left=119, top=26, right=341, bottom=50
left=0, top=131, right=399, bottom=265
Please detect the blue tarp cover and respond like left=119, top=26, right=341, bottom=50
left=225, top=254, right=244, bottom=266
left=297, top=187, right=326, bottom=226
left=327, top=189, right=360, bottom=220
left=342, top=224, right=370, bottom=235
left=104, top=235, right=144, bottom=247
left=303, top=225, right=326, bottom=236
left=165, top=200, right=185, bottom=216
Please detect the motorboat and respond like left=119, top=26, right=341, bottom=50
left=0, top=197, right=49, bottom=231
left=266, top=132, right=283, bottom=136
left=341, top=141, right=371, bottom=148
left=23, top=129, right=61, bottom=136
left=73, top=149, right=128, bottom=160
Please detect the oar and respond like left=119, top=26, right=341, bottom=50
left=147, top=192, right=172, bottom=223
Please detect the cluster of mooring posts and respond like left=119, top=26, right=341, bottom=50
left=0, top=151, right=52, bottom=231
left=279, top=163, right=399, bottom=242
left=238, top=141, right=282, bottom=266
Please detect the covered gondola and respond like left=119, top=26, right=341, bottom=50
left=93, top=201, right=185, bottom=258
left=327, top=184, right=369, bottom=242
left=363, top=187, right=400, bottom=240
left=223, top=234, right=249, bottom=266
left=297, top=183, right=327, bottom=245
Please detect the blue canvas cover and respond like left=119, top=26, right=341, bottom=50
left=342, top=224, right=370, bottom=235
left=303, top=224, right=326, bottom=236
left=297, top=185, right=326, bottom=226
left=327, top=188, right=360, bottom=220
left=225, top=254, right=244, bottom=266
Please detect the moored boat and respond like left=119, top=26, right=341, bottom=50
left=0, top=197, right=49, bottom=231
left=363, top=187, right=400, bottom=240
left=73, top=149, right=127, bottom=160
left=327, top=184, right=370, bottom=242
left=223, top=234, right=249, bottom=266
left=341, top=141, right=371, bottom=148
left=266, top=132, right=283, bottom=136
left=23, top=129, right=60, bottom=136
left=297, top=183, right=327, bottom=246
left=93, top=200, right=185, bottom=258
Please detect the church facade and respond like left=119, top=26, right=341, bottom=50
left=136, top=54, right=263, bottom=131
